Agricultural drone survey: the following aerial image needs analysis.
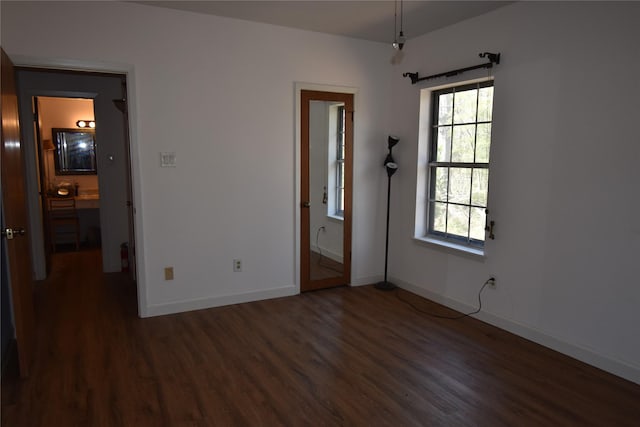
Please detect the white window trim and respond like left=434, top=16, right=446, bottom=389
left=412, top=235, right=485, bottom=257
left=327, top=103, right=344, bottom=220
left=326, top=213, right=344, bottom=222
left=414, top=76, right=494, bottom=257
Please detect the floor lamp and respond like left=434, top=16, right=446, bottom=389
left=376, top=136, right=399, bottom=291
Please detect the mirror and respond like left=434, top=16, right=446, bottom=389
left=52, top=128, right=97, bottom=175
left=301, top=90, right=353, bottom=291
left=309, top=101, right=345, bottom=281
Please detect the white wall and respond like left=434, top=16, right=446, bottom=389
left=1, top=1, right=390, bottom=314
left=388, top=2, right=640, bottom=383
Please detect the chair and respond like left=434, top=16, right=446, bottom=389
left=48, top=197, right=80, bottom=252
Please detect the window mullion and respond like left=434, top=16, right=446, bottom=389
left=433, top=120, right=491, bottom=129
left=473, top=83, right=480, bottom=164
left=445, top=88, right=457, bottom=240
left=334, top=106, right=346, bottom=217
left=467, top=83, right=481, bottom=243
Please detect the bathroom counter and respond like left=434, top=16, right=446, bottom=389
left=75, top=194, right=99, bottom=209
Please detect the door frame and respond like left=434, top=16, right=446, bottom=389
left=295, top=83, right=357, bottom=292
left=9, top=55, right=149, bottom=317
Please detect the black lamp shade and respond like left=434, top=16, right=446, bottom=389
left=385, top=162, right=398, bottom=177
left=388, top=135, right=399, bottom=149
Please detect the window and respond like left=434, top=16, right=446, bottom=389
left=426, top=80, right=494, bottom=247
left=334, top=105, right=345, bottom=217
left=327, top=104, right=345, bottom=219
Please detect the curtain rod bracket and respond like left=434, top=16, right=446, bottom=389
left=403, top=72, right=420, bottom=84
left=403, top=52, right=501, bottom=85
left=479, top=52, right=500, bottom=64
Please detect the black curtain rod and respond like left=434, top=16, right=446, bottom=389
left=403, top=52, right=501, bottom=85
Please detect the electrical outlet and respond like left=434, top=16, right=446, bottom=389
left=233, top=259, right=242, bottom=272
left=160, top=152, right=176, bottom=168
left=164, top=267, right=174, bottom=281
left=487, top=276, right=496, bottom=288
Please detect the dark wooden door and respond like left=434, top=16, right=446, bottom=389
left=1, top=48, right=36, bottom=377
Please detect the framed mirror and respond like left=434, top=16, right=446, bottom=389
left=300, top=90, right=353, bottom=292
left=52, top=128, right=97, bottom=175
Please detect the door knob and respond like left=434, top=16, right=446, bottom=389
left=2, top=227, right=26, bottom=240
left=302, top=201, right=311, bottom=208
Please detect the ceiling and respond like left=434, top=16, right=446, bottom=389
left=133, top=1, right=511, bottom=44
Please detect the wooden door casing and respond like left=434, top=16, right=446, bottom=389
left=300, top=90, right=353, bottom=292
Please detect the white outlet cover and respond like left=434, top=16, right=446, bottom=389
left=160, top=152, right=176, bottom=167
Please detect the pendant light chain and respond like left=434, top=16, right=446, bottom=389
left=392, top=0, right=406, bottom=51
left=400, top=0, right=403, bottom=34
left=393, top=0, right=398, bottom=46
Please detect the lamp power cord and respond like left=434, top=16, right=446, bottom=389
left=395, top=278, right=493, bottom=320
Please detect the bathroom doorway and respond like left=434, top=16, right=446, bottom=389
left=35, top=96, right=102, bottom=273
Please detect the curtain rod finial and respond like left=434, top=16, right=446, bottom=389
left=479, top=52, right=500, bottom=65
left=403, top=72, right=419, bottom=84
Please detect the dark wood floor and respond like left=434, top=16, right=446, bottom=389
left=309, top=250, right=344, bottom=281
left=2, top=250, right=639, bottom=426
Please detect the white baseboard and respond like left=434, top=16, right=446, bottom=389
left=310, top=245, right=343, bottom=264
left=392, top=277, right=640, bottom=385
left=143, top=285, right=298, bottom=317
left=350, top=275, right=382, bottom=286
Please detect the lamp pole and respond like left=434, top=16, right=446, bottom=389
left=376, top=136, right=398, bottom=291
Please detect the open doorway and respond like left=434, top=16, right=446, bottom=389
left=15, top=68, right=136, bottom=284
left=35, top=97, right=102, bottom=272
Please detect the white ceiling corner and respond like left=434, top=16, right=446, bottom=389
left=130, top=1, right=512, bottom=44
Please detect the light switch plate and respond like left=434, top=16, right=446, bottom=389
left=160, top=152, right=176, bottom=167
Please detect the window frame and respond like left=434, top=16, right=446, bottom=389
left=334, top=105, right=345, bottom=218
left=327, top=104, right=345, bottom=220
left=425, top=79, right=494, bottom=249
